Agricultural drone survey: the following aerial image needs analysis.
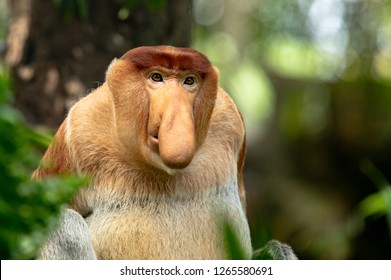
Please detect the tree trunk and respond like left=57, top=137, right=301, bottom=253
left=5, top=0, right=192, bottom=128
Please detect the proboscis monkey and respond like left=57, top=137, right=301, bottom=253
left=33, top=46, right=293, bottom=260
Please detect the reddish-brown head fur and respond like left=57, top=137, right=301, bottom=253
left=122, top=46, right=213, bottom=77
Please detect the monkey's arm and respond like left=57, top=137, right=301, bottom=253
left=37, top=209, right=96, bottom=260
left=252, top=240, right=298, bottom=260
left=32, top=121, right=97, bottom=259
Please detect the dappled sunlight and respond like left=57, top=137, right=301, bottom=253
left=193, top=31, right=274, bottom=142
left=227, top=61, right=274, bottom=142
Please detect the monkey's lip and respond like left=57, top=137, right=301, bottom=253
left=149, top=134, right=159, bottom=151
left=150, top=133, right=158, bottom=143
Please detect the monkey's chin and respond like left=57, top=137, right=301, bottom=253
left=150, top=154, right=178, bottom=175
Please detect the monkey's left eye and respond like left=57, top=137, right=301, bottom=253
left=184, top=76, right=195, bottom=86
left=150, top=73, right=163, bottom=82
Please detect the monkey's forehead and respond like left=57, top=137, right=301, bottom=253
left=121, top=46, right=213, bottom=76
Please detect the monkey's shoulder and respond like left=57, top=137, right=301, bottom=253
left=67, top=84, right=117, bottom=143
left=70, top=84, right=114, bottom=123
left=207, top=88, right=245, bottom=147
left=214, top=87, right=244, bottom=126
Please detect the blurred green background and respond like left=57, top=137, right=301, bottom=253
left=1, top=0, right=391, bottom=259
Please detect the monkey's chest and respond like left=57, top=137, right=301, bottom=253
left=85, top=195, right=251, bottom=260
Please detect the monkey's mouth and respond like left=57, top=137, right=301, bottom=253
left=150, top=134, right=159, bottom=143
left=149, top=133, right=159, bottom=152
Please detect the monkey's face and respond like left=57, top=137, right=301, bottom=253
left=146, top=70, right=199, bottom=169
left=107, top=46, right=218, bottom=172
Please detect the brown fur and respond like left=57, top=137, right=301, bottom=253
left=32, top=122, right=71, bottom=179
left=34, top=46, right=252, bottom=259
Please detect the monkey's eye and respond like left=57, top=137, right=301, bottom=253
left=184, top=76, right=195, bottom=86
left=150, top=73, right=163, bottom=82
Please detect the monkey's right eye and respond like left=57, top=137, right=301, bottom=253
left=150, top=73, right=163, bottom=82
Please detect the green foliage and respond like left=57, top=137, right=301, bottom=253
left=124, top=0, right=166, bottom=11
left=53, top=0, right=89, bottom=20
left=0, top=70, right=11, bottom=104
left=145, top=0, right=166, bottom=11
left=223, top=221, right=285, bottom=260
left=359, top=160, right=391, bottom=238
left=118, top=0, right=166, bottom=20
left=0, top=73, right=86, bottom=259
left=359, top=189, right=391, bottom=219
left=223, top=221, right=247, bottom=260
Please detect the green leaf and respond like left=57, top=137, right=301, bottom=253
left=223, top=221, right=246, bottom=260
left=359, top=188, right=391, bottom=217
left=0, top=71, right=88, bottom=259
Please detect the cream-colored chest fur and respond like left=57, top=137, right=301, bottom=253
left=82, top=178, right=252, bottom=260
